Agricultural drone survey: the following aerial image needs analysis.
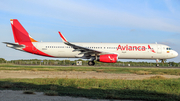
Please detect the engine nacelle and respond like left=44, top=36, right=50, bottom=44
left=96, top=54, right=118, bottom=63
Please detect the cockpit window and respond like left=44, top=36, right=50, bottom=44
left=166, top=48, right=172, bottom=50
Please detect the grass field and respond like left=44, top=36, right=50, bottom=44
left=1, top=64, right=180, bottom=75
left=0, top=78, right=180, bottom=101
left=1, top=64, right=180, bottom=100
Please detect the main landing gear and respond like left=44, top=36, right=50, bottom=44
left=88, top=61, right=95, bottom=66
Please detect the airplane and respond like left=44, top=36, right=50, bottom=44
left=3, top=19, right=178, bottom=67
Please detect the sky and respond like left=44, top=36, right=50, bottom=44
left=0, top=0, right=180, bottom=62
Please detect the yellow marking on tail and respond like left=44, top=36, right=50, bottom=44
left=30, top=37, right=38, bottom=42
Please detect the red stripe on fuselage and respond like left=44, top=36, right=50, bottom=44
left=22, top=42, right=54, bottom=57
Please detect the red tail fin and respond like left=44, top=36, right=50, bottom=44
left=10, top=19, right=37, bottom=44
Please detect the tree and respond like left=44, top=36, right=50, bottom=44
left=0, top=58, right=6, bottom=63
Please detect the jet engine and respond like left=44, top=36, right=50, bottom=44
left=96, top=54, right=118, bottom=63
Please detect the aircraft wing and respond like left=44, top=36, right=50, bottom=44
left=58, top=31, right=111, bottom=56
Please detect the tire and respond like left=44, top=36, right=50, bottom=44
left=88, top=61, right=95, bottom=66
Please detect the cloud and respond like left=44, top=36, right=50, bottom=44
left=130, top=29, right=136, bottom=32
left=158, top=41, right=176, bottom=46
left=165, top=0, right=175, bottom=13
left=0, top=0, right=180, bottom=33
left=171, top=33, right=180, bottom=37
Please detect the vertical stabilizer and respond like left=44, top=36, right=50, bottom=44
left=10, top=19, right=37, bottom=44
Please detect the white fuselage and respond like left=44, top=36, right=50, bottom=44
left=7, top=19, right=178, bottom=66
left=32, top=42, right=178, bottom=59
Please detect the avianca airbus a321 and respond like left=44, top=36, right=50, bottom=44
left=3, top=19, right=178, bottom=66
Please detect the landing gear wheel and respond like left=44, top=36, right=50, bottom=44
left=156, top=59, right=159, bottom=67
left=88, top=61, right=95, bottom=66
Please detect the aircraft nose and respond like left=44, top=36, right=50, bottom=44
left=174, top=51, right=178, bottom=57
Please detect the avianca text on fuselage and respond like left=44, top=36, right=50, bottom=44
left=117, top=45, right=155, bottom=52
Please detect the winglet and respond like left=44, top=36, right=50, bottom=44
left=58, top=31, right=68, bottom=43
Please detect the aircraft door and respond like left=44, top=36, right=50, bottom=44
left=157, top=45, right=162, bottom=54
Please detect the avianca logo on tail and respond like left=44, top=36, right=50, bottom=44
left=117, top=45, right=156, bottom=53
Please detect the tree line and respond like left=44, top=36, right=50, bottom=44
left=0, top=58, right=179, bottom=67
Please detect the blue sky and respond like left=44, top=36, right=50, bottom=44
left=0, top=0, right=180, bottom=62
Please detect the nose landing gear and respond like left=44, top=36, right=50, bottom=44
left=156, top=59, right=159, bottom=67
left=156, top=63, right=159, bottom=67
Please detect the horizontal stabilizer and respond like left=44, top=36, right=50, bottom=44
left=2, top=42, right=25, bottom=48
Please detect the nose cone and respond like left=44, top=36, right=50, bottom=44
left=174, top=51, right=178, bottom=57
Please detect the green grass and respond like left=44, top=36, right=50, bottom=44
left=1, top=64, right=180, bottom=75
left=1, top=64, right=180, bottom=100
left=0, top=78, right=180, bottom=101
